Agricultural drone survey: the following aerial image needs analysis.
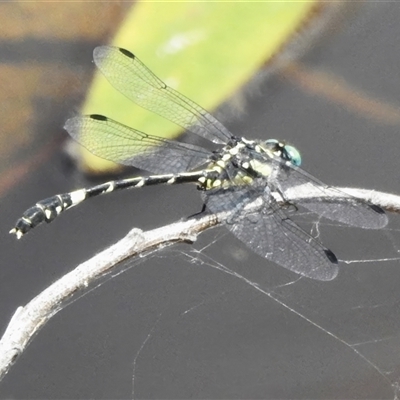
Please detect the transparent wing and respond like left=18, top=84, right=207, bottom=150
left=204, top=185, right=338, bottom=281
left=65, top=115, right=212, bottom=174
left=270, top=159, right=388, bottom=229
left=93, top=46, right=233, bottom=145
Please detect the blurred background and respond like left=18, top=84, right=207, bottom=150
left=1, top=2, right=400, bottom=398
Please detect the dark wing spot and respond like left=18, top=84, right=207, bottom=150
left=89, top=114, right=107, bottom=121
left=324, top=248, right=338, bottom=264
left=119, top=47, right=135, bottom=59
left=369, top=204, right=386, bottom=215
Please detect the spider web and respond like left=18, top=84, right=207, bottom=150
left=6, top=207, right=399, bottom=399
left=125, top=213, right=400, bottom=399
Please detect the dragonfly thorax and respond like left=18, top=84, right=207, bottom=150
left=199, top=138, right=279, bottom=190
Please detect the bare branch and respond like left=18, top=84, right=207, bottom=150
left=0, top=213, right=221, bottom=381
left=285, top=185, right=400, bottom=214
left=1, top=186, right=399, bottom=381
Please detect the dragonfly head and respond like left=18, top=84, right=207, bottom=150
left=264, top=139, right=302, bottom=167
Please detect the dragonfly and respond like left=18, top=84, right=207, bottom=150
left=10, top=46, right=388, bottom=281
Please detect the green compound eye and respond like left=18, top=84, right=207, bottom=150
left=284, top=145, right=302, bottom=167
left=264, top=139, right=302, bottom=167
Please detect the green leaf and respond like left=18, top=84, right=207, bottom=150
left=80, top=1, right=317, bottom=172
